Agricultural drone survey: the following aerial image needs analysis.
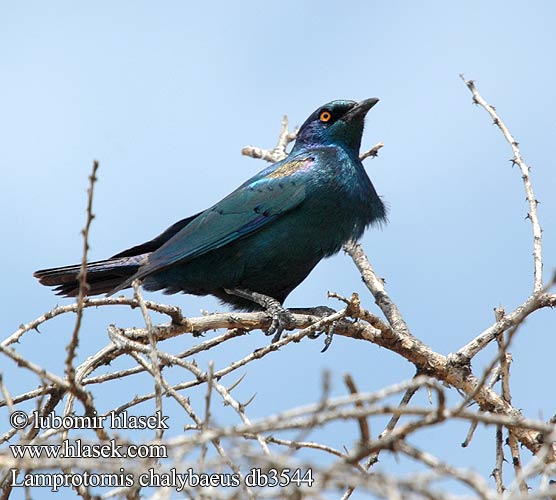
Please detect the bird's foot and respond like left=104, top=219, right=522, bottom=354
left=290, top=306, right=338, bottom=352
left=224, top=288, right=295, bottom=342
left=320, top=322, right=336, bottom=352
left=305, top=321, right=337, bottom=352
left=265, top=302, right=296, bottom=343
left=290, top=305, right=337, bottom=317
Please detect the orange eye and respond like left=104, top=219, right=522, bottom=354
left=319, top=110, right=331, bottom=122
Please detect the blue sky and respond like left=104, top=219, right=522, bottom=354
left=2, top=1, right=556, bottom=498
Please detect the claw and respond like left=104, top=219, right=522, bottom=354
left=307, top=330, right=324, bottom=340
left=224, top=287, right=295, bottom=342
left=264, top=304, right=295, bottom=342
left=321, top=321, right=337, bottom=352
left=306, top=320, right=337, bottom=352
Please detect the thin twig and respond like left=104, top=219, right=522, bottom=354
left=241, top=115, right=297, bottom=163
left=343, top=240, right=412, bottom=337
left=360, top=142, right=384, bottom=161
left=460, top=75, right=543, bottom=293
left=344, top=374, right=371, bottom=444
left=133, top=280, right=164, bottom=440
left=65, top=160, right=99, bottom=385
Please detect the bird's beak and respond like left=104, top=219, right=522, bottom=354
left=343, top=98, right=379, bottom=122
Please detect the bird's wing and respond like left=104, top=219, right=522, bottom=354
left=124, top=156, right=312, bottom=283
left=111, top=212, right=204, bottom=258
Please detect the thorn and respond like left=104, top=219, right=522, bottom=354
left=227, top=373, right=247, bottom=392
left=242, top=393, right=257, bottom=409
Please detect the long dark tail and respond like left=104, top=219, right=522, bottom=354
left=34, top=211, right=204, bottom=298
left=34, top=255, right=146, bottom=297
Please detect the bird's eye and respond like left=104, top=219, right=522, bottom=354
left=319, top=110, right=332, bottom=123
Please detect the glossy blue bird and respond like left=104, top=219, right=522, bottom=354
left=35, top=99, right=386, bottom=339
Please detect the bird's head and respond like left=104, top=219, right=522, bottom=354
left=293, top=98, right=379, bottom=153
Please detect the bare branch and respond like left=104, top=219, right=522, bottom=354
left=460, top=75, right=543, bottom=293
left=242, top=115, right=297, bottom=163
left=360, top=141, right=384, bottom=161
left=66, top=160, right=99, bottom=385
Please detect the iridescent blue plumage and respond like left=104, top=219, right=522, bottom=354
left=35, top=99, right=386, bottom=316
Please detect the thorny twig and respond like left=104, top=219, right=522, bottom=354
left=460, top=75, right=543, bottom=293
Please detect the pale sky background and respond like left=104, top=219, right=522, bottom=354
left=2, top=1, right=556, bottom=498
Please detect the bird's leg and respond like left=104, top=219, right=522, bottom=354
left=224, top=288, right=295, bottom=342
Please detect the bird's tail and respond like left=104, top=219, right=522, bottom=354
left=34, top=254, right=147, bottom=298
